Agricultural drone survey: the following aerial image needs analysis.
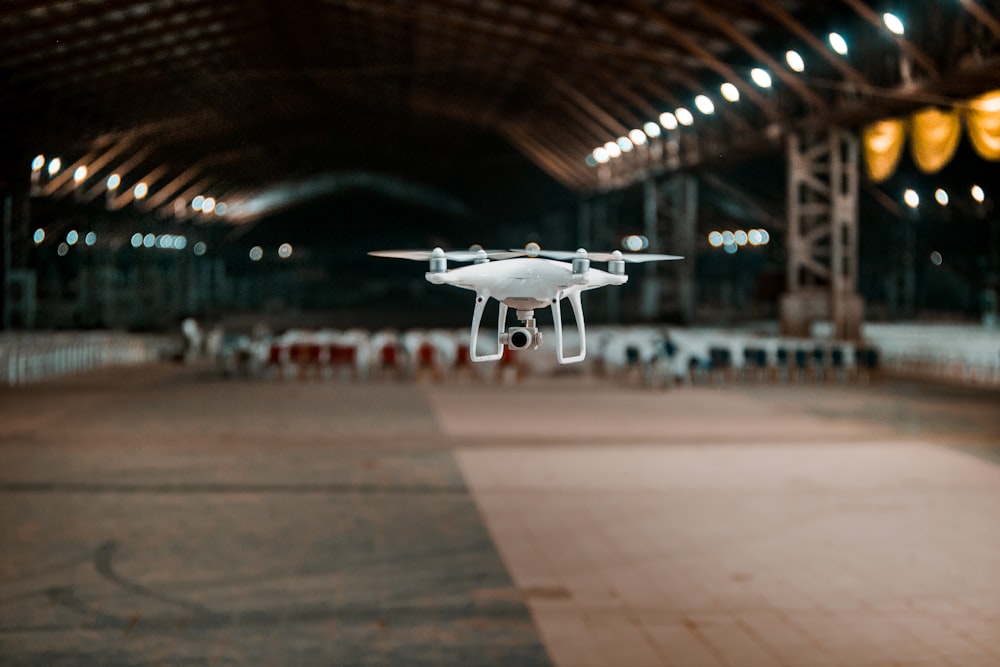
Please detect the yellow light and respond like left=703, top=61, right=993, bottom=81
left=675, top=107, right=694, bottom=125
left=659, top=111, right=678, bottom=130
left=720, top=83, right=740, bottom=102
left=903, top=188, right=919, bottom=208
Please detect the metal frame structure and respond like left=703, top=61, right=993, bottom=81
left=782, top=128, right=863, bottom=339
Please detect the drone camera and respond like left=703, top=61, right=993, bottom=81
left=501, top=326, right=541, bottom=351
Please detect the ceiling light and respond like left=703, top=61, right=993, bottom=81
left=215, top=202, right=228, bottom=216
left=31, top=155, right=45, bottom=171
left=883, top=12, right=904, bottom=35
left=675, top=107, right=694, bottom=125
left=73, top=166, right=88, bottom=183
left=971, top=184, right=985, bottom=203
left=66, top=230, right=79, bottom=245
left=628, top=128, right=647, bottom=146
left=828, top=32, right=848, bottom=55
left=643, top=121, right=661, bottom=138
left=604, top=141, right=622, bottom=158
left=750, top=68, right=772, bottom=88
left=934, top=188, right=949, bottom=206
left=106, top=173, right=121, bottom=190
left=720, top=83, right=740, bottom=102
left=249, top=246, right=263, bottom=261
left=785, top=50, right=805, bottom=72
left=133, top=182, right=148, bottom=199
left=694, top=95, right=715, bottom=115
left=903, top=188, right=919, bottom=208
left=33, top=228, right=45, bottom=244
left=708, top=231, right=723, bottom=247
left=592, top=147, right=610, bottom=164
left=617, top=136, right=634, bottom=153
left=659, top=111, right=678, bottom=130
left=202, top=196, right=216, bottom=213
left=278, top=243, right=293, bottom=259
left=47, top=157, right=61, bottom=176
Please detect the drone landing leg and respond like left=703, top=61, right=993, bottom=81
left=552, top=291, right=586, bottom=364
left=469, top=293, right=507, bottom=362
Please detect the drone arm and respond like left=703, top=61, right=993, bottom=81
left=469, top=293, right=507, bottom=362
left=552, top=291, right=586, bottom=364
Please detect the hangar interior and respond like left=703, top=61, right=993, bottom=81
left=2, top=2, right=1000, bottom=666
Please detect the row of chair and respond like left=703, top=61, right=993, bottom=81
left=216, top=326, right=883, bottom=387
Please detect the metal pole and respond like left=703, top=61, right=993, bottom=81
left=2, top=194, right=11, bottom=330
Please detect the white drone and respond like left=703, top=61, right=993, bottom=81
left=368, top=244, right=682, bottom=364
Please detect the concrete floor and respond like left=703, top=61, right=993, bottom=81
left=1, top=364, right=998, bottom=666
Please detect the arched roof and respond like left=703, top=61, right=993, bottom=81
left=2, top=0, right=999, bottom=221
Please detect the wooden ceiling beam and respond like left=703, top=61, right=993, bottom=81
left=956, top=0, right=1000, bottom=41
left=502, top=123, right=590, bottom=191
left=1, top=0, right=237, bottom=66
left=550, top=77, right=632, bottom=138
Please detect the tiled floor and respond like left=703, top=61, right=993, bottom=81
left=2, top=364, right=999, bottom=665
left=455, top=443, right=1000, bottom=666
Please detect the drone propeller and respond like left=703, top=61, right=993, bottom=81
left=369, top=248, right=526, bottom=262
left=523, top=248, right=684, bottom=262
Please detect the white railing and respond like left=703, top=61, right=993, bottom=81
left=0, top=331, right=176, bottom=386
left=861, top=323, right=1000, bottom=387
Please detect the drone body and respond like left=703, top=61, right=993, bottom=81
left=369, top=246, right=681, bottom=364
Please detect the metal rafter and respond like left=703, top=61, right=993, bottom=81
left=839, top=0, right=940, bottom=78
left=689, top=0, right=826, bottom=111
left=755, top=0, right=871, bottom=90
left=621, top=0, right=783, bottom=124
